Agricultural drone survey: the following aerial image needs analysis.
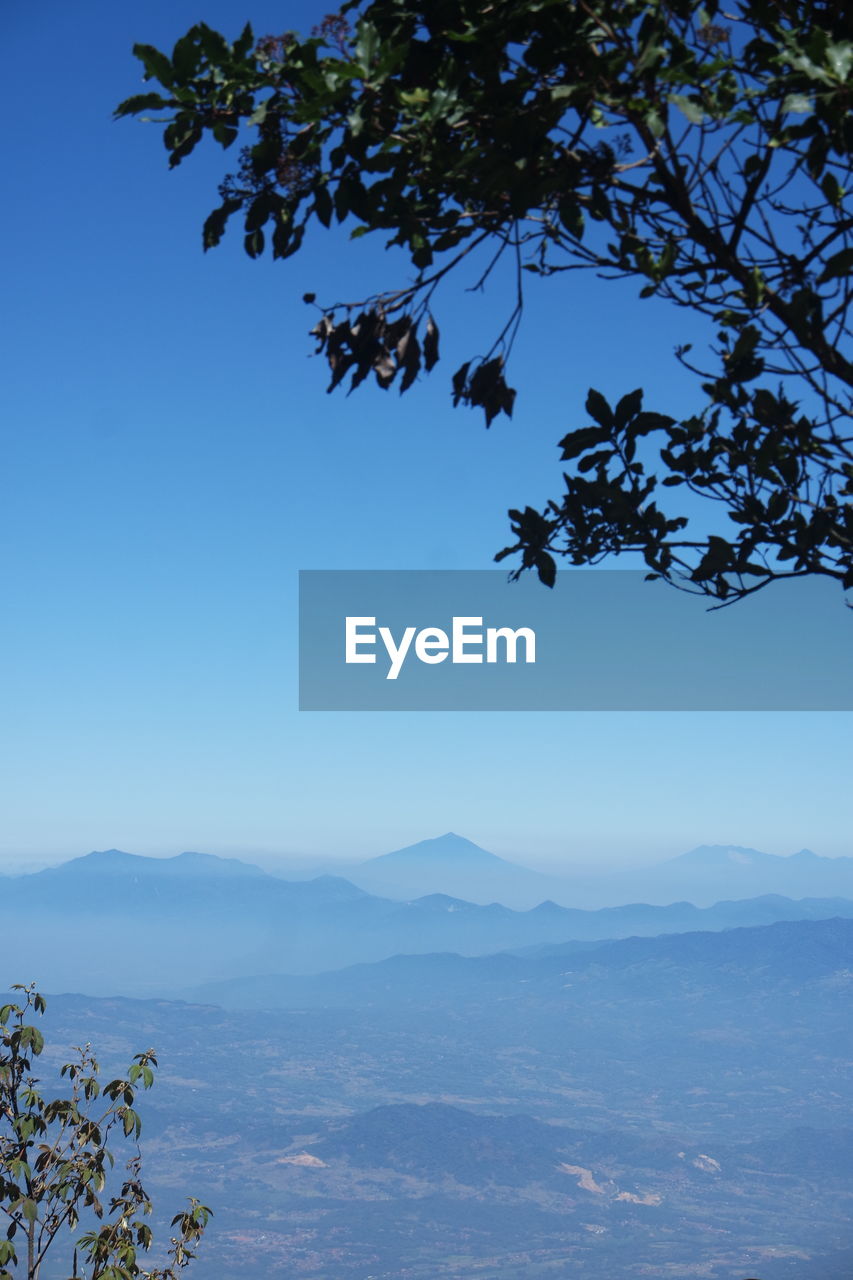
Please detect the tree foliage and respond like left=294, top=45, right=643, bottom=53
left=116, top=0, right=853, bottom=601
left=0, top=984, right=210, bottom=1280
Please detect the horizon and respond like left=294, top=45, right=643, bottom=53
left=0, top=834, right=845, bottom=878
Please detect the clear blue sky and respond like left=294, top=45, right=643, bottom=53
left=1, top=0, right=850, bottom=869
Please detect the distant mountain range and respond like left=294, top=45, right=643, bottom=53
left=4, top=846, right=853, bottom=997
left=274, top=832, right=853, bottom=909
left=636, top=842, right=853, bottom=907
left=10, top=835, right=853, bottom=910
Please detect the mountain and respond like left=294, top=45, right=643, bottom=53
left=627, top=843, right=853, bottom=905
left=325, top=833, right=853, bottom=909
left=348, top=831, right=594, bottom=905
left=46, top=848, right=270, bottom=880
left=311, top=1101, right=853, bottom=1193
left=15, top=837, right=853, bottom=915
left=6, top=848, right=853, bottom=997
left=192, top=915, right=853, bottom=1010
left=670, top=843, right=792, bottom=867
left=367, top=832, right=508, bottom=867
left=1, top=850, right=386, bottom=993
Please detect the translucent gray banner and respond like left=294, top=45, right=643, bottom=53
left=298, top=570, right=852, bottom=710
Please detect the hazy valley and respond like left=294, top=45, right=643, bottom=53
left=5, top=836, right=853, bottom=1277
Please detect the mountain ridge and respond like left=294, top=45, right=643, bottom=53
left=40, top=848, right=270, bottom=879
left=188, top=915, right=853, bottom=1009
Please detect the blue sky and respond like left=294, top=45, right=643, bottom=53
left=1, top=0, right=850, bottom=869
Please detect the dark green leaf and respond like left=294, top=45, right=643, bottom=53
left=132, top=43, right=174, bottom=88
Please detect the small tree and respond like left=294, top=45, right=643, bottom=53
left=0, top=984, right=210, bottom=1280
left=116, top=0, right=853, bottom=603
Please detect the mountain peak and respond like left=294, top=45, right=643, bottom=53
left=53, top=849, right=136, bottom=873
left=667, top=844, right=777, bottom=868
left=366, top=833, right=512, bottom=868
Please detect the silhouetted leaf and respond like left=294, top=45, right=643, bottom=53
left=423, top=315, right=440, bottom=371
left=585, top=388, right=613, bottom=429
left=558, top=427, right=611, bottom=460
